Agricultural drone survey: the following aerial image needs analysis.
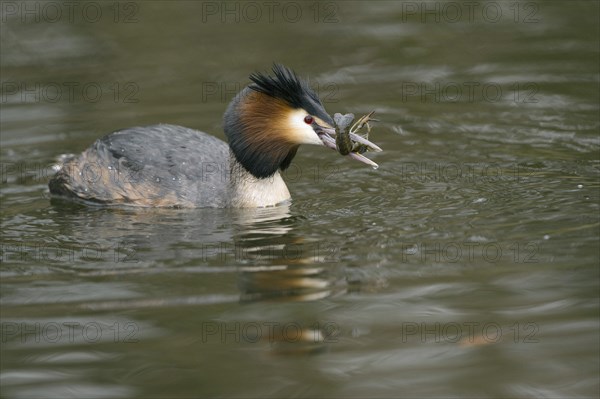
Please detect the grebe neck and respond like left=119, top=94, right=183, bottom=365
left=228, top=150, right=291, bottom=208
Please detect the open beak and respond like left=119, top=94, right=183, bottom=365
left=314, top=125, right=382, bottom=169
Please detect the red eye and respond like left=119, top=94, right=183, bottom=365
left=304, top=115, right=314, bottom=124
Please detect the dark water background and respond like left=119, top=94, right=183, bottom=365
left=1, top=1, right=599, bottom=398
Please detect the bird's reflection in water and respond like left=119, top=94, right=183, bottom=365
left=231, top=205, right=344, bottom=354
left=46, top=200, right=345, bottom=353
left=232, top=204, right=345, bottom=303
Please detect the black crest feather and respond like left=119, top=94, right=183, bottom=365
left=249, top=63, right=329, bottom=121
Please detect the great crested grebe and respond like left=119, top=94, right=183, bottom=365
left=48, top=64, right=380, bottom=208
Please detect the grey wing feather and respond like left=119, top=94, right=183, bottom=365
left=49, top=124, right=231, bottom=207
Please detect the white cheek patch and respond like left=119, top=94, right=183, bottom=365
left=287, top=109, right=324, bottom=145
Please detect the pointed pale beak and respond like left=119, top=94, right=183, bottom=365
left=314, top=125, right=382, bottom=168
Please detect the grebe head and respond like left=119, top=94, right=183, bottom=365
left=224, top=64, right=336, bottom=179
